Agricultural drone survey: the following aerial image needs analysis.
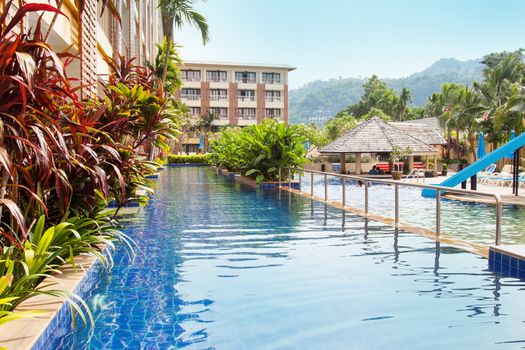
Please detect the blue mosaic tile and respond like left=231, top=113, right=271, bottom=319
left=488, top=248, right=525, bottom=281
left=32, top=253, right=106, bottom=350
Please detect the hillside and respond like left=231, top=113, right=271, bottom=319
left=289, top=58, right=484, bottom=125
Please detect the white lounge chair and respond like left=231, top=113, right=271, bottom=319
left=478, top=164, right=497, bottom=184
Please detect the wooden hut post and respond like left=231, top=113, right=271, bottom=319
left=407, top=155, right=414, bottom=172
left=356, top=153, right=362, bottom=175
left=340, top=153, right=346, bottom=174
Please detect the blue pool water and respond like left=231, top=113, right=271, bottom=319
left=46, top=167, right=525, bottom=349
left=302, top=175, right=525, bottom=245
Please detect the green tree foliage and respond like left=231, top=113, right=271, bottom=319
left=289, top=58, right=483, bottom=124
left=323, top=114, right=357, bottom=141
left=425, top=49, right=525, bottom=160
left=158, top=0, right=209, bottom=83
left=209, top=119, right=308, bottom=182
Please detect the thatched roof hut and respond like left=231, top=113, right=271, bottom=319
left=319, top=117, right=439, bottom=174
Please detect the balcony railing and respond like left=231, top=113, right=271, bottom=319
left=182, top=76, right=201, bottom=82
left=263, top=79, right=281, bottom=84
left=238, top=114, right=256, bottom=120
left=235, top=78, right=256, bottom=84
left=265, top=96, right=281, bottom=103
left=213, top=114, right=229, bottom=120
left=208, top=77, right=228, bottom=83
left=266, top=114, right=281, bottom=119
left=210, top=95, right=228, bottom=101
left=181, top=94, right=201, bottom=101
left=237, top=96, right=255, bottom=102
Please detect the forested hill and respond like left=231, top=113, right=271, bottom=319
left=289, top=58, right=484, bottom=124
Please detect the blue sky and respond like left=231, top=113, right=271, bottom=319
left=176, top=0, right=525, bottom=89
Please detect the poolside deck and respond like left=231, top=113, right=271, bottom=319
left=443, top=193, right=525, bottom=206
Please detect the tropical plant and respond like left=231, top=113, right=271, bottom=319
left=146, top=38, right=183, bottom=95
left=158, top=0, right=209, bottom=83
left=210, top=119, right=308, bottom=182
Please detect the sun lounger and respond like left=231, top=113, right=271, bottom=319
left=478, top=163, right=496, bottom=184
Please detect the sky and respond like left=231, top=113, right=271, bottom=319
left=176, top=0, right=525, bottom=89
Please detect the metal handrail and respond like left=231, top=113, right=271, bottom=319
left=282, top=167, right=503, bottom=246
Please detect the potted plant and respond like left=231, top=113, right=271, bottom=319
left=389, top=146, right=412, bottom=180
left=441, top=162, right=448, bottom=176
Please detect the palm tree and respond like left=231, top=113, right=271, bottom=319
left=397, top=87, right=411, bottom=121
left=158, top=0, right=210, bottom=84
left=455, top=86, right=484, bottom=160
left=428, top=83, right=463, bottom=159
left=474, top=53, right=525, bottom=147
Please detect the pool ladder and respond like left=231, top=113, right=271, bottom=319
left=403, top=168, right=425, bottom=183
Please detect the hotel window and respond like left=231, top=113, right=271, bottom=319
left=181, top=70, right=201, bottom=82
left=209, top=107, right=228, bottom=119
left=206, top=70, right=227, bottom=82
left=209, top=89, right=228, bottom=101
left=237, top=108, right=256, bottom=120
left=235, top=71, right=256, bottom=83
left=237, top=90, right=255, bottom=101
left=265, top=108, right=281, bottom=119
left=262, top=72, right=281, bottom=84
left=181, top=88, right=201, bottom=100
left=265, top=90, right=281, bottom=102
left=190, top=107, right=201, bottom=116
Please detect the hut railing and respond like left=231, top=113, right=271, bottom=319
left=279, top=167, right=503, bottom=246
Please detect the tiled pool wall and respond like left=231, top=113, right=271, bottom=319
left=489, top=248, right=525, bottom=279
left=166, top=163, right=209, bottom=167
left=31, top=256, right=106, bottom=350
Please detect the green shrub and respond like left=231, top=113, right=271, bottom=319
left=209, top=119, right=308, bottom=182
left=167, top=154, right=211, bottom=164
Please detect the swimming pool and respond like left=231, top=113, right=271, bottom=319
left=45, top=167, right=525, bottom=349
left=302, top=175, right=525, bottom=245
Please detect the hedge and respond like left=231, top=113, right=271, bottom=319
left=167, top=154, right=211, bottom=164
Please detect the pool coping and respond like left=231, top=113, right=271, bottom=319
left=213, top=167, right=300, bottom=190
left=0, top=253, right=103, bottom=350
left=282, top=187, right=490, bottom=258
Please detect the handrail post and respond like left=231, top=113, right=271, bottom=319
left=324, top=173, right=328, bottom=202
left=288, top=169, right=292, bottom=190
left=495, top=194, right=502, bottom=245
left=310, top=171, right=314, bottom=197
left=436, top=189, right=441, bottom=236
left=364, top=181, right=369, bottom=217
left=298, top=171, right=302, bottom=193
left=342, top=177, right=346, bottom=207
left=278, top=168, right=281, bottom=188
left=395, top=183, right=399, bottom=226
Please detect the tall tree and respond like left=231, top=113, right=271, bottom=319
left=455, top=86, right=484, bottom=160
left=158, top=0, right=209, bottom=84
left=397, top=87, right=412, bottom=121
left=475, top=51, right=525, bottom=146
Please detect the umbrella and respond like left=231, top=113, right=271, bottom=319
left=477, top=131, right=486, bottom=159
left=199, top=134, right=203, bottom=150
left=506, top=130, right=516, bottom=159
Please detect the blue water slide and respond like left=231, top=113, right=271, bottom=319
left=421, top=132, right=525, bottom=197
